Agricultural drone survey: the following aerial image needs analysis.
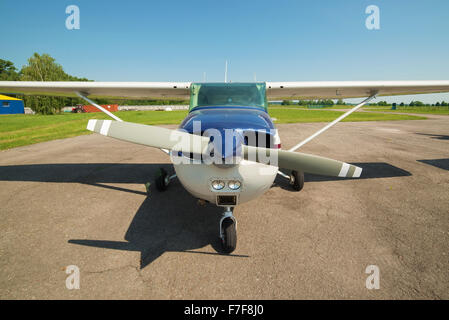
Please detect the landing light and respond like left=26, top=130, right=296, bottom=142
left=211, top=180, right=225, bottom=190
left=228, top=180, right=241, bottom=190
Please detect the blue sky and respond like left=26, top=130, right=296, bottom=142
left=1, top=0, right=448, bottom=103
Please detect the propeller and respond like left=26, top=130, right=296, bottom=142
left=87, top=120, right=362, bottom=178
left=243, top=145, right=362, bottom=178
left=86, top=119, right=210, bottom=154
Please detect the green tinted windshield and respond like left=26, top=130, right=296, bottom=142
left=190, top=83, right=267, bottom=111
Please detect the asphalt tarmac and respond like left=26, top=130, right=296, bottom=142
left=0, top=115, right=448, bottom=299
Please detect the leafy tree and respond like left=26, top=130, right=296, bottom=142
left=18, top=53, right=90, bottom=114
left=20, top=53, right=68, bottom=81
left=0, top=59, right=20, bottom=80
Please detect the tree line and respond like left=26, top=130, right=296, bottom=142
left=281, top=99, right=448, bottom=107
left=369, top=100, right=448, bottom=107
left=0, top=53, right=187, bottom=114
left=1, top=54, right=90, bottom=114
left=282, top=99, right=336, bottom=106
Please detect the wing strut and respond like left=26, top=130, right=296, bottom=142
left=76, top=92, right=171, bottom=154
left=75, top=92, right=123, bottom=122
left=288, top=94, right=377, bottom=152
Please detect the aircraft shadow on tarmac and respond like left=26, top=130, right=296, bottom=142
left=415, top=132, right=449, bottom=141
left=417, top=158, right=449, bottom=171
left=0, top=161, right=410, bottom=268
left=274, top=162, right=412, bottom=189
left=0, top=163, right=248, bottom=269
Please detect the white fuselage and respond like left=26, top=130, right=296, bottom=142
left=173, top=160, right=278, bottom=206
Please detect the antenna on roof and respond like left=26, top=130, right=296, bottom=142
left=225, top=60, right=228, bottom=83
left=203, top=72, right=206, bottom=82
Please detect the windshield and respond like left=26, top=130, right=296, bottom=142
left=189, top=83, right=267, bottom=111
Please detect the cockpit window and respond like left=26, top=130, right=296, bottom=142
left=190, top=83, right=267, bottom=111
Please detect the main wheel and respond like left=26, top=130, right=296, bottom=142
left=290, top=170, right=304, bottom=191
left=155, top=168, right=168, bottom=191
left=221, top=218, right=237, bottom=254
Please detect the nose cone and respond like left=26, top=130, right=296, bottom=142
left=180, top=107, right=275, bottom=163
left=206, top=129, right=244, bottom=164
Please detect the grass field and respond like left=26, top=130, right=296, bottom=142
left=268, top=108, right=425, bottom=124
left=0, top=111, right=188, bottom=150
left=269, top=104, right=352, bottom=110
left=0, top=108, right=426, bottom=151
left=364, top=106, right=449, bottom=114
left=272, top=104, right=449, bottom=114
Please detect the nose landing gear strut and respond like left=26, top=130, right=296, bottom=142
left=220, top=207, right=237, bottom=254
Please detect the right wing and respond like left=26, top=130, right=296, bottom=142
left=266, top=80, right=449, bottom=99
left=265, top=80, right=449, bottom=151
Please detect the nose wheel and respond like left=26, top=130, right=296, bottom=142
left=220, top=207, right=237, bottom=254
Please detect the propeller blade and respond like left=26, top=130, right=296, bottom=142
left=243, top=145, right=362, bottom=178
left=87, top=120, right=210, bottom=154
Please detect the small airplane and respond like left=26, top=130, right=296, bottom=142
left=1, top=80, right=449, bottom=253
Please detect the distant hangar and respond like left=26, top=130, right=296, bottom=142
left=0, top=94, right=24, bottom=114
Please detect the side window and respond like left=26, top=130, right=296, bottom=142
left=2, top=102, right=10, bottom=107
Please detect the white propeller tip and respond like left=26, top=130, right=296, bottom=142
left=352, top=166, right=363, bottom=178
left=87, top=119, right=97, bottom=131
left=338, top=163, right=363, bottom=178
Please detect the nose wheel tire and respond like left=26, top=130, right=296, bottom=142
left=290, top=170, right=304, bottom=191
left=220, top=217, right=237, bottom=254
left=155, top=168, right=169, bottom=191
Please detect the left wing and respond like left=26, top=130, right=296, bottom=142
left=0, top=81, right=191, bottom=99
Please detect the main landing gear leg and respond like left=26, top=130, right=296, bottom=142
left=219, top=207, right=237, bottom=254
left=155, top=168, right=177, bottom=192
left=278, top=170, right=304, bottom=191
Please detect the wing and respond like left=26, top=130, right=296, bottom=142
left=3, top=80, right=449, bottom=99
left=0, top=81, right=191, bottom=99
left=266, top=80, right=449, bottom=99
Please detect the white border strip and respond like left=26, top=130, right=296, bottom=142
left=100, top=120, right=112, bottom=135
left=338, top=163, right=350, bottom=177
left=86, top=119, right=97, bottom=131
left=353, top=167, right=362, bottom=178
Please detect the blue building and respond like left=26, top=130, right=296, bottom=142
left=0, top=94, right=25, bottom=114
